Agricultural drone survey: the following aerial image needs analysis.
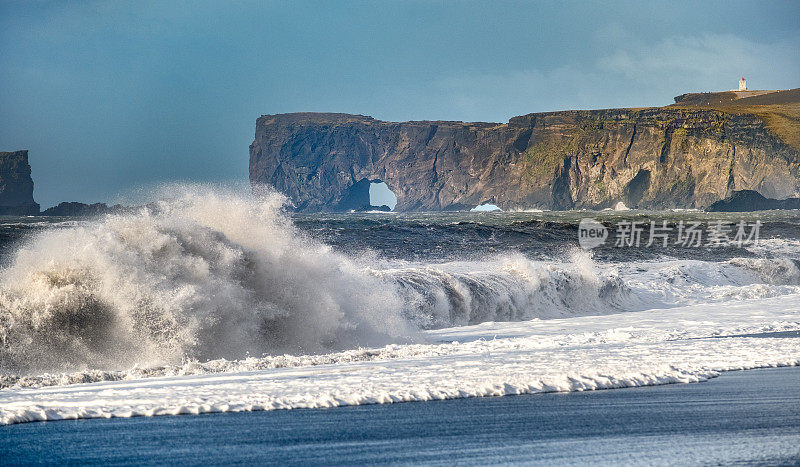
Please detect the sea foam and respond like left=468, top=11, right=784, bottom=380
left=1, top=296, right=799, bottom=425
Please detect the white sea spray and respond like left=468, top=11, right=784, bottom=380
left=0, top=187, right=416, bottom=374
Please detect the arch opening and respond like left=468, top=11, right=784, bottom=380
left=369, top=181, right=397, bottom=211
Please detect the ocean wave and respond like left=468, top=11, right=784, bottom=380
left=1, top=186, right=799, bottom=379
left=383, top=252, right=634, bottom=328
left=375, top=254, right=800, bottom=329
left=0, top=187, right=415, bottom=375
left=3, top=296, right=800, bottom=424
left=746, top=238, right=800, bottom=259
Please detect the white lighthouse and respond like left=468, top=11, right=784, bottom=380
left=739, top=77, right=747, bottom=91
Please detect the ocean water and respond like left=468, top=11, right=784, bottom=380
left=0, top=186, right=799, bottom=428
left=3, top=366, right=800, bottom=465
left=293, top=209, right=800, bottom=263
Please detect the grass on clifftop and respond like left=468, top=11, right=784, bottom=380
left=727, top=103, right=799, bottom=151
left=670, top=89, right=800, bottom=151
left=670, top=102, right=800, bottom=151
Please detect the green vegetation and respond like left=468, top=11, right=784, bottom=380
left=671, top=102, right=800, bottom=151
left=592, top=179, right=607, bottom=196
left=725, top=104, right=800, bottom=150
left=524, top=134, right=581, bottom=178
left=671, top=128, right=690, bottom=151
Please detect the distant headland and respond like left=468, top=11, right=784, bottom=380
left=3, top=85, right=799, bottom=215
left=250, top=86, right=800, bottom=212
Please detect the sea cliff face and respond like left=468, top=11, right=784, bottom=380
left=249, top=105, right=800, bottom=211
left=0, top=151, right=39, bottom=215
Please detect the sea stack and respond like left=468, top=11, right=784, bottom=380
left=0, top=150, right=40, bottom=215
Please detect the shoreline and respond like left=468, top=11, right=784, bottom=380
left=1, top=357, right=798, bottom=427
left=3, top=296, right=800, bottom=427
left=2, top=365, right=799, bottom=464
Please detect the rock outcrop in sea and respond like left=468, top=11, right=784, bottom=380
left=707, top=190, right=800, bottom=212
left=40, top=202, right=128, bottom=217
left=0, top=150, right=40, bottom=215
left=249, top=89, right=800, bottom=211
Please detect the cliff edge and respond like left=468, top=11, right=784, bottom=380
left=250, top=89, right=800, bottom=211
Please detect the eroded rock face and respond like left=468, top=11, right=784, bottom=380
left=249, top=109, right=800, bottom=211
left=0, top=151, right=39, bottom=215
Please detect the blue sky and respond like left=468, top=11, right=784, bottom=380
left=1, top=0, right=798, bottom=207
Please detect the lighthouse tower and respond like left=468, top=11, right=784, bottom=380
left=739, top=77, right=747, bottom=91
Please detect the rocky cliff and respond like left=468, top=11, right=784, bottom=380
left=249, top=91, right=800, bottom=211
left=0, top=151, right=39, bottom=215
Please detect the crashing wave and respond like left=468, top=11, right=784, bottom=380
left=1, top=186, right=800, bottom=379
left=384, top=251, right=634, bottom=328
left=0, top=187, right=415, bottom=375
